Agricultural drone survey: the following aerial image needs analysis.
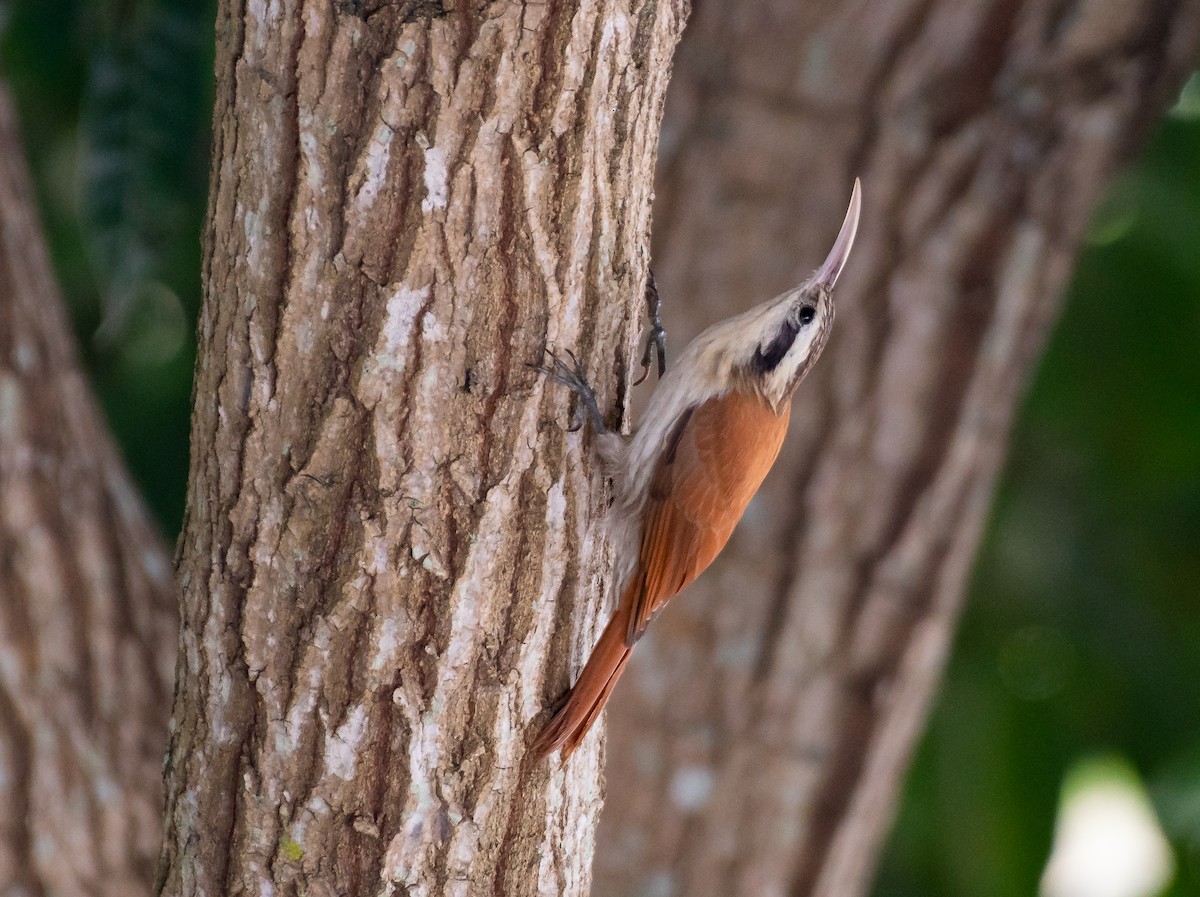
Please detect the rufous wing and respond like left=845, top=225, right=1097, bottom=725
left=625, top=389, right=791, bottom=644
left=532, top=388, right=791, bottom=760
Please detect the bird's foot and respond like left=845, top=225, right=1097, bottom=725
left=531, top=347, right=606, bottom=433
left=633, top=270, right=667, bottom=386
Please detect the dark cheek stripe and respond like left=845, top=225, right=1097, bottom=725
left=753, top=319, right=799, bottom=372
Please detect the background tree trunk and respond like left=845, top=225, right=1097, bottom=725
left=157, top=3, right=685, bottom=896
left=595, top=3, right=1200, bottom=896
left=0, top=83, right=177, bottom=897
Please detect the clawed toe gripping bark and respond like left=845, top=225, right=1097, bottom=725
left=634, top=270, right=667, bottom=386
left=532, top=347, right=608, bottom=433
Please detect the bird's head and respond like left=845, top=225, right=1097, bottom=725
left=649, top=180, right=861, bottom=422
left=738, top=178, right=861, bottom=411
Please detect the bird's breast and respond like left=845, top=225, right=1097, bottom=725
left=671, top=389, right=790, bottom=546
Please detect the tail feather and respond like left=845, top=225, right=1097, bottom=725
left=531, top=608, right=633, bottom=760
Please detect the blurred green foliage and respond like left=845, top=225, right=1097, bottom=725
left=2, top=4, right=1198, bottom=894
left=877, top=84, right=1200, bottom=897
left=2, top=0, right=213, bottom=530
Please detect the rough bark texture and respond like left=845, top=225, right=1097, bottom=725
left=157, top=2, right=686, bottom=896
left=595, top=3, right=1200, bottom=897
left=0, top=84, right=177, bottom=897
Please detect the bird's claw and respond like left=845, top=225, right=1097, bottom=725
left=633, top=270, right=667, bottom=386
left=531, top=347, right=606, bottom=433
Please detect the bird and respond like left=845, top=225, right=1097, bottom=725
left=531, top=179, right=862, bottom=760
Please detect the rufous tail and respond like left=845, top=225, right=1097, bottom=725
left=531, top=605, right=633, bottom=760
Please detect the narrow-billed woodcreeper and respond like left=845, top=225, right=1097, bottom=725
left=532, top=180, right=862, bottom=760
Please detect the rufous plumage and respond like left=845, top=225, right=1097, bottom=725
left=532, top=180, right=862, bottom=759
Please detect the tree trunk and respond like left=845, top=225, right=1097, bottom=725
left=0, top=83, right=177, bottom=897
left=595, top=3, right=1200, bottom=897
left=157, top=3, right=686, bottom=896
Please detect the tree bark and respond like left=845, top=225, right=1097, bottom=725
left=0, top=84, right=177, bottom=897
left=595, top=3, right=1200, bottom=897
left=157, top=3, right=686, bottom=896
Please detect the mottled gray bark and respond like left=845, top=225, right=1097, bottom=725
left=0, top=83, right=177, bottom=897
left=157, top=2, right=686, bottom=896
left=595, top=3, right=1200, bottom=897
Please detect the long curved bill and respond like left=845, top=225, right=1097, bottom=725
left=812, top=177, right=862, bottom=290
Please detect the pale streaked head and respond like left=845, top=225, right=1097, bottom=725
left=630, top=179, right=863, bottom=477
left=744, top=178, right=862, bottom=410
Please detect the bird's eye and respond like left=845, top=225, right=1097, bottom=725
left=798, top=305, right=816, bottom=325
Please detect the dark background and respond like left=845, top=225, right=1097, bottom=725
left=4, top=3, right=1198, bottom=894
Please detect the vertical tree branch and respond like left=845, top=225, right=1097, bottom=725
left=0, top=83, right=177, bottom=897
left=158, top=2, right=687, bottom=895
